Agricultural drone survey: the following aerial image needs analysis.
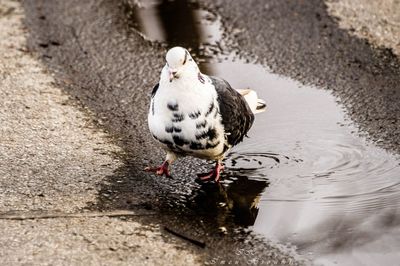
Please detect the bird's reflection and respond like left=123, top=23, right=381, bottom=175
left=190, top=177, right=268, bottom=227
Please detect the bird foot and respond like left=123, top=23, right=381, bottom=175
left=145, top=161, right=171, bottom=178
left=197, top=163, right=224, bottom=182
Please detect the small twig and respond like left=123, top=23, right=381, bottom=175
left=0, top=210, right=155, bottom=220
left=164, top=226, right=206, bottom=248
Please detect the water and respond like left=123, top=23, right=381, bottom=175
left=126, top=1, right=400, bottom=264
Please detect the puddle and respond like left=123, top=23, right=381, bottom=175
left=126, top=0, right=400, bottom=264
left=211, top=60, right=400, bottom=265
left=126, top=0, right=224, bottom=61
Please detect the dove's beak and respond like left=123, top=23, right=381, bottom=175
left=169, top=68, right=178, bottom=82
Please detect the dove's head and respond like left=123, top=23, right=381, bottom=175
left=163, top=47, right=198, bottom=82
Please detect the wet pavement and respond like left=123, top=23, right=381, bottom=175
left=16, top=0, right=400, bottom=265
left=127, top=1, right=400, bottom=264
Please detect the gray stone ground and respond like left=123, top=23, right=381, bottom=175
left=0, top=0, right=199, bottom=265
left=326, top=0, right=400, bottom=56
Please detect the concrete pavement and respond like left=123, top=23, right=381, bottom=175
left=0, top=1, right=200, bottom=264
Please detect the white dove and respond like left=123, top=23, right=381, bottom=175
left=145, top=47, right=266, bottom=181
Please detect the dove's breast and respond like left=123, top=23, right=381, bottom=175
left=148, top=79, right=227, bottom=160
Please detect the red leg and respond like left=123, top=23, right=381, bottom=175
left=145, top=161, right=171, bottom=178
left=197, top=161, right=224, bottom=182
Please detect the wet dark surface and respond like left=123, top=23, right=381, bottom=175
left=22, top=0, right=400, bottom=265
left=129, top=2, right=400, bottom=264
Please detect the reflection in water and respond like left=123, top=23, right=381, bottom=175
left=157, top=0, right=201, bottom=48
left=190, top=177, right=268, bottom=227
left=126, top=1, right=400, bottom=265
left=128, top=0, right=221, bottom=70
left=131, top=0, right=202, bottom=46
left=205, top=59, right=400, bottom=266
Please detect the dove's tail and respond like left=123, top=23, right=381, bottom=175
left=237, top=89, right=267, bottom=114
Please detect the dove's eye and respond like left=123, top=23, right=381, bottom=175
left=182, top=52, right=188, bottom=65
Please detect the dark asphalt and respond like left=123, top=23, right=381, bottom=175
left=22, top=0, right=400, bottom=264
